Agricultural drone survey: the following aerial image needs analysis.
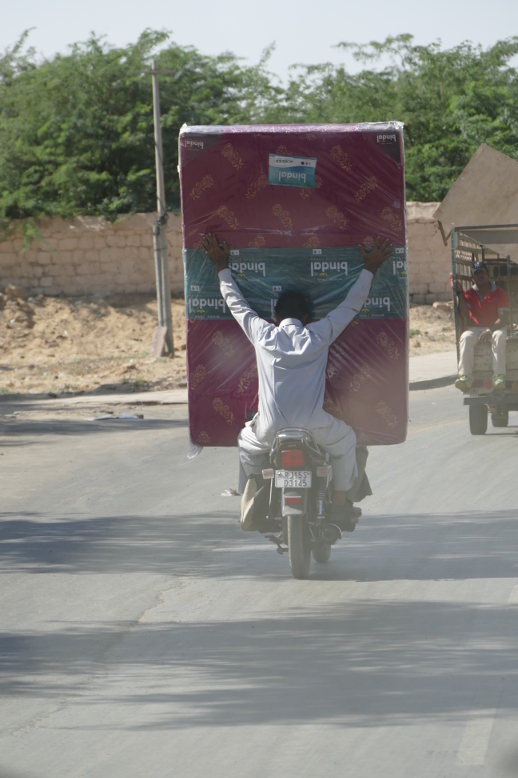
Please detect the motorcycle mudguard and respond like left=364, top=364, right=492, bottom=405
left=281, top=489, right=308, bottom=517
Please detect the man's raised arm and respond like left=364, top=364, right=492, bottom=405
left=200, top=233, right=269, bottom=344
left=309, top=236, right=394, bottom=343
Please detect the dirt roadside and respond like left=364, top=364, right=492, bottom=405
left=0, top=289, right=455, bottom=397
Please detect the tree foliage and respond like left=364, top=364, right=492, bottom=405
left=1, top=31, right=518, bottom=221
left=0, top=30, right=279, bottom=220
left=267, top=34, right=518, bottom=200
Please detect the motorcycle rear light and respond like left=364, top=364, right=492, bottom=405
left=281, top=449, right=304, bottom=468
left=285, top=496, right=302, bottom=505
left=262, top=468, right=274, bottom=479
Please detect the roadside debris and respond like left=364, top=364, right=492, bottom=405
left=86, top=413, right=144, bottom=421
left=432, top=300, right=454, bottom=313
left=221, top=488, right=239, bottom=497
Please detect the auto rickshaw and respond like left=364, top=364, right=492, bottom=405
left=452, top=224, right=518, bottom=434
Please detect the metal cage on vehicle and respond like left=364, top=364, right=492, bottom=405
left=451, top=224, right=518, bottom=433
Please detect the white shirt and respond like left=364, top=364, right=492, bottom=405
left=218, top=267, right=373, bottom=440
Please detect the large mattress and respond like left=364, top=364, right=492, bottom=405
left=179, top=123, right=408, bottom=447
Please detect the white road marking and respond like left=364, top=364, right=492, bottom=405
left=457, top=709, right=498, bottom=765
left=455, top=585, right=517, bottom=767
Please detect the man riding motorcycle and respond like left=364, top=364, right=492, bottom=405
left=201, top=233, right=394, bottom=528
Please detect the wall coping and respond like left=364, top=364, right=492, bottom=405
left=2, top=204, right=438, bottom=236
left=406, top=202, right=440, bottom=223
left=3, top=212, right=183, bottom=235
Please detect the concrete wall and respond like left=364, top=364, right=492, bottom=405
left=407, top=202, right=451, bottom=303
left=0, top=213, right=184, bottom=297
left=0, top=203, right=451, bottom=301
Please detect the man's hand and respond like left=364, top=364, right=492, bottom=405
left=450, top=273, right=463, bottom=293
left=478, top=329, right=492, bottom=343
left=358, top=236, right=394, bottom=274
left=200, top=233, right=229, bottom=272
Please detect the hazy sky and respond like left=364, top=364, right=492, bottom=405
left=2, top=0, right=518, bottom=80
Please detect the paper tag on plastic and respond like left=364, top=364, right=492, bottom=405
left=268, top=154, right=317, bottom=188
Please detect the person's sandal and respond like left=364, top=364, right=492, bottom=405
left=455, top=375, right=471, bottom=392
left=493, top=374, right=506, bottom=391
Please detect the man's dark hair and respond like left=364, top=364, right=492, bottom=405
left=472, top=261, right=489, bottom=273
left=274, top=290, right=311, bottom=322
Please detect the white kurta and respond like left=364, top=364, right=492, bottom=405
left=218, top=267, right=374, bottom=491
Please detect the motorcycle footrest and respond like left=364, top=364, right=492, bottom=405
left=266, top=533, right=288, bottom=554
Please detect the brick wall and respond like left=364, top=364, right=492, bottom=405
left=407, top=202, right=451, bottom=303
left=0, top=204, right=452, bottom=302
left=0, top=213, right=184, bottom=297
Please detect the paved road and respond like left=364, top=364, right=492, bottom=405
left=1, top=388, right=518, bottom=778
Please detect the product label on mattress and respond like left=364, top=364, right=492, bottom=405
left=184, top=247, right=408, bottom=321
left=268, top=154, right=317, bottom=188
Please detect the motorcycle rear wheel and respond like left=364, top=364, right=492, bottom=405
left=288, top=516, right=311, bottom=579
left=312, top=542, right=331, bottom=564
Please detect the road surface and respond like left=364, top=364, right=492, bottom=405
left=1, top=387, right=517, bottom=777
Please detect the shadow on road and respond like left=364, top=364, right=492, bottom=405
left=1, top=509, right=518, bottom=582
left=314, top=510, right=518, bottom=583
left=2, top=506, right=518, bottom=735
left=0, top=509, right=238, bottom=576
left=1, top=597, right=517, bottom=731
left=0, top=417, right=188, bottom=447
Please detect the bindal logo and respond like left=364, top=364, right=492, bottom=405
left=377, top=134, right=397, bottom=144
left=392, top=259, right=408, bottom=275
left=188, top=297, right=226, bottom=315
left=310, top=260, right=348, bottom=278
left=364, top=296, right=391, bottom=312
left=268, top=154, right=317, bottom=189
left=277, top=170, right=308, bottom=184
left=185, top=139, right=204, bottom=149
left=229, top=261, right=266, bottom=277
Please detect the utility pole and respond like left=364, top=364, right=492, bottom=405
left=149, top=59, right=174, bottom=356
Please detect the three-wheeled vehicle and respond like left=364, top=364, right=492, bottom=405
left=452, top=224, right=518, bottom=434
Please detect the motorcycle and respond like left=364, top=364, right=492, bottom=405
left=258, top=428, right=355, bottom=579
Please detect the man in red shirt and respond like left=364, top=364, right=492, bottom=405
left=454, top=262, right=509, bottom=392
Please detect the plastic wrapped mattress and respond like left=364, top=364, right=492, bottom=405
left=179, top=123, right=408, bottom=447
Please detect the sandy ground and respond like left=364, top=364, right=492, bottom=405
left=0, top=290, right=187, bottom=397
left=0, top=289, right=455, bottom=397
left=408, top=301, right=456, bottom=354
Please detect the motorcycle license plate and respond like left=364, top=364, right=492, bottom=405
left=275, top=470, right=312, bottom=488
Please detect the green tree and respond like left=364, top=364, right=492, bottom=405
left=0, top=30, right=279, bottom=221
left=2, top=31, right=518, bottom=217
left=271, top=34, right=518, bottom=201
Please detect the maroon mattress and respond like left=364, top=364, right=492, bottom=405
left=179, top=123, right=408, bottom=447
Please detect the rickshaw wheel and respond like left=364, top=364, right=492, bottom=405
left=469, top=403, right=488, bottom=435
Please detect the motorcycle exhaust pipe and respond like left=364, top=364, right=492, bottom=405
left=321, top=524, right=342, bottom=545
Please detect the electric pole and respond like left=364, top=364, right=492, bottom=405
left=149, top=59, right=174, bottom=356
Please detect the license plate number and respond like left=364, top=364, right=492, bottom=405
left=275, top=470, right=312, bottom=488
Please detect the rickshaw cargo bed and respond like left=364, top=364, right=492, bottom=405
left=178, top=123, right=409, bottom=446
